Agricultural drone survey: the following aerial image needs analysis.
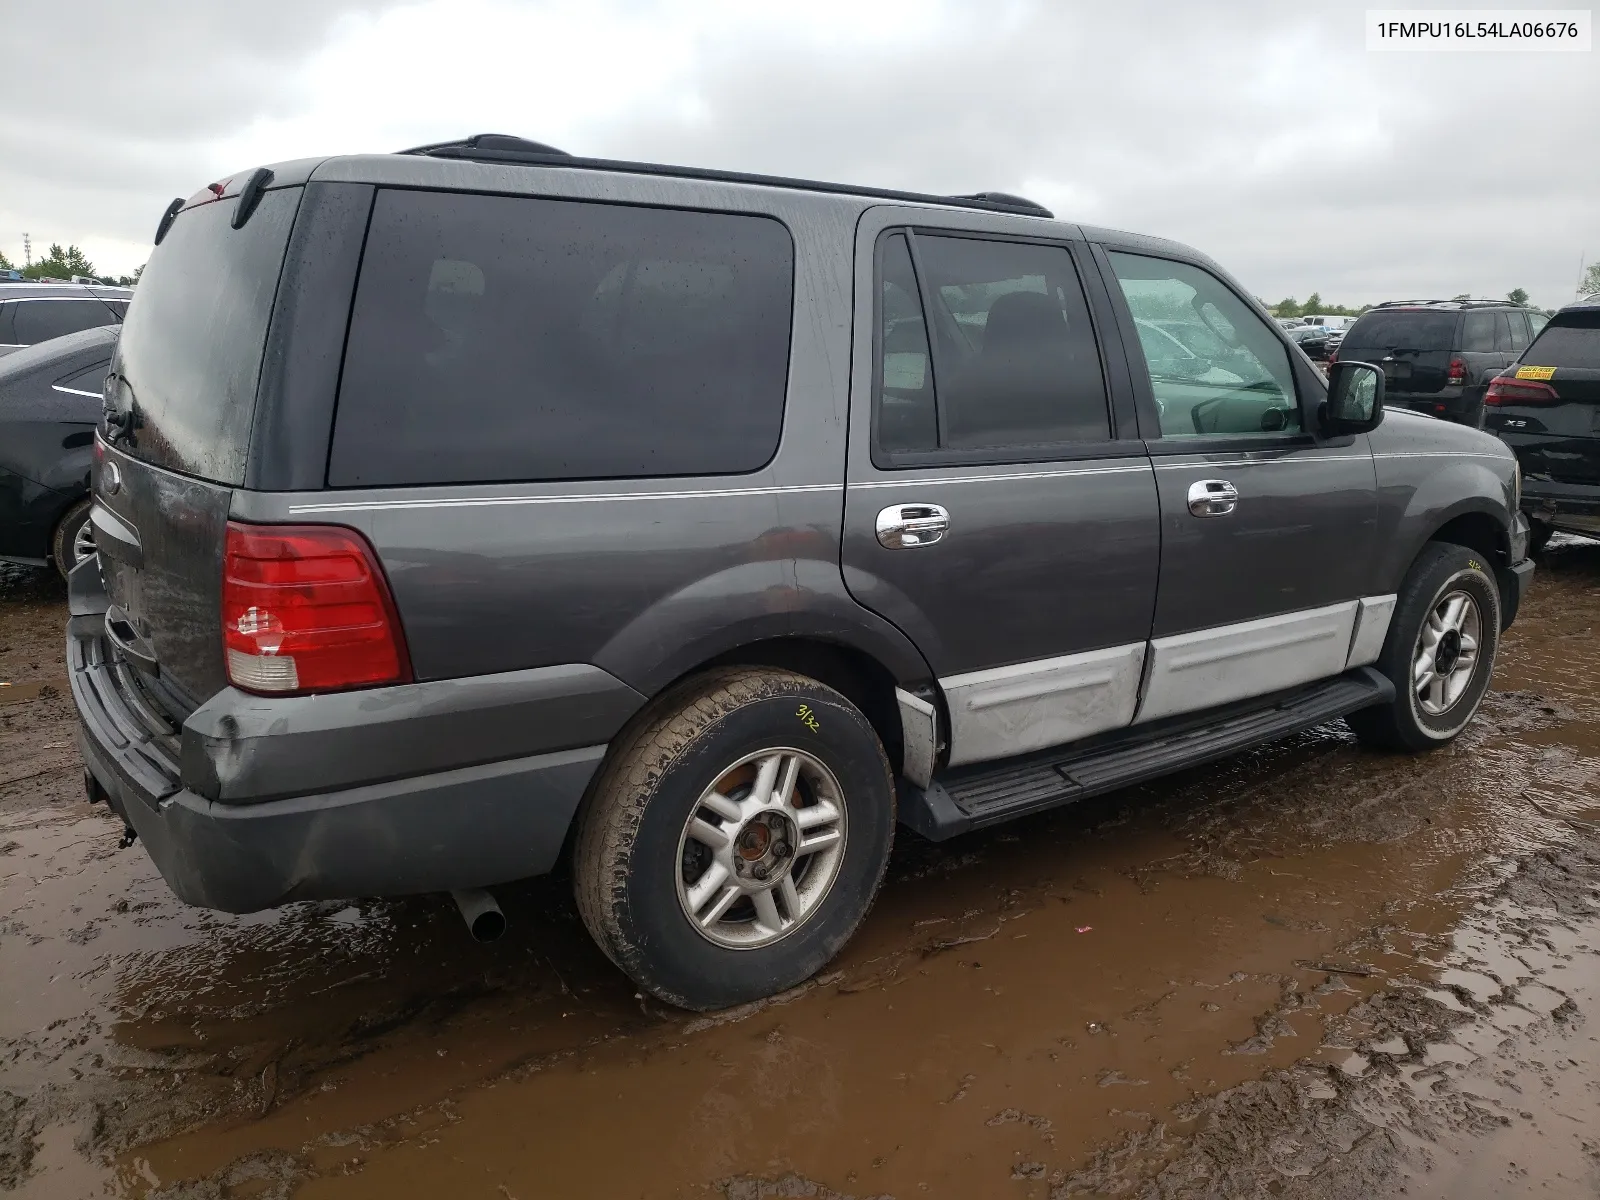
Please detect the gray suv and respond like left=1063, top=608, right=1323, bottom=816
left=72, top=136, right=1533, bottom=1010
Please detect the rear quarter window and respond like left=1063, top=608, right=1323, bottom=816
left=329, top=190, right=795, bottom=487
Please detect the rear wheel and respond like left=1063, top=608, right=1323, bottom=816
left=1347, top=542, right=1500, bottom=752
left=573, top=668, right=895, bottom=1011
left=51, top=498, right=94, bottom=580
left=1528, top=518, right=1554, bottom=556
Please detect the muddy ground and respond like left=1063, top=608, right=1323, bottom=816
left=3, top=541, right=1600, bottom=1199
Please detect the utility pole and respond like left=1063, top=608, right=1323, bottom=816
left=22, top=233, right=30, bottom=267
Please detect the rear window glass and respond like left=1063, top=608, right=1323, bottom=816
left=110, top=188, right=301, bottom=484
left=329, top=190, right=794, bottom=487
left=1523, top=314, right=1600, bottom=369
left=14, top=299, right=116, bottom=344
left=1344, top=311, right=1458, bottom=351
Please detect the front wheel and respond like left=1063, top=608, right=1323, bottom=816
left=573, top=668, right=895, bottom=1011
left=1347, top=542, right=1500, bottom=752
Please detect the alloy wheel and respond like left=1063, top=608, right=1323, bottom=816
left=1413, top=588, right=1482, bottom=716
left=675, top=748, right=848, bottom=950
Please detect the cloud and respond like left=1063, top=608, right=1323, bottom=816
left=1, top=0, right=1594, bottom=306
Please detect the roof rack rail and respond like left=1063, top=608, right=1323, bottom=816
left=395, top=134, right=1055, bottom=219
left=399, top=133, right=570, bottom=158
left=1370, top=298, right=1512, bottom=309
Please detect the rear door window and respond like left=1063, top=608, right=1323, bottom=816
left=110, top=188, right=302, bottom=484
left=872, top=232, right=1109, bottom=460
left=1506, top=310, right=1530, bottom=352
left=1493, top=312, right=1515, bottom=353
left=13, top=299, right=114, bottom=344
left=329, top=190, right=794, bottom=487
left=1109, top=252, right=1300, bottom=438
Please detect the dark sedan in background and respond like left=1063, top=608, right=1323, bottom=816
left=0, top=282, right=130, bottom=358
left=1484, top=295, right=1600, bottom=551
left=0, top=324, right=117, bottom=576
left=1286, top=323, right=1332, bottom=361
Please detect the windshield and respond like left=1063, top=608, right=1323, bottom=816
left=109, top=188, right=301, bottom=483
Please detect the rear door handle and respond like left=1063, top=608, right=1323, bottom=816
left=876, top=502, right=950, bottom=548
left=1187, top=479, right=1238, bottom=517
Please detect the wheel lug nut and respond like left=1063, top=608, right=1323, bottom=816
left=773, top=841, right=791, bottom=859
left=753, top=863, right=770, bottom=881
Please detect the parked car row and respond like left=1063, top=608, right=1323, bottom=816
left=1328, top=300, right=1548, bottom=427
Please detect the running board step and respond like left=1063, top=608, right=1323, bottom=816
left=899, top=667, right=1393, bottom=842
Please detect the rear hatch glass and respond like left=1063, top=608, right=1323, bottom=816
left=1340, top=310, right=1458, bottom=395
left=96, top=186, right=303, bottom=710
left=108, top=187, right=301, bottom=483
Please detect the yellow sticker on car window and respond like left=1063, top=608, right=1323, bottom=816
left=1516, top=365, right=1556, bottom=380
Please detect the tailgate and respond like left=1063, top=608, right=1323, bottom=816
left=92, top=444, right=234, bottom=710
left=1340, top=311, right=1459, bottom=396
left=94, top=177, right=304, bottom=711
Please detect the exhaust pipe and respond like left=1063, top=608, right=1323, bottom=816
left=450, top=889, right=506, bottom=942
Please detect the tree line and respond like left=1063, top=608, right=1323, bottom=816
left=1267, top=286, right=1561, bottom=320
left=0, top=243, right=141, bottom=287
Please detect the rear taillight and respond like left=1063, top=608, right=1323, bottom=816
left=1485, top=376, right=1560, bottom=406
left=1446, top=357, right=1466, bottom=385
left=1327, top=348, right=1338, bottom=366
left=222, top=522, right=411, bottom=695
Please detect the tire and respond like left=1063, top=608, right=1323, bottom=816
left=51, top=498, right=94, bottom=580
left=1346, top=542, right=1500, bottom=752
left=1528, top=518, right=1554, bottom=556
left=573, top=667, right=895, bottom=1011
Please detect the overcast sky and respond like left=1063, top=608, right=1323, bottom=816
left=2, top=0, right=1595, bottom=307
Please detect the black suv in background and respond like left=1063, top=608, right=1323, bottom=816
left=73, top=137, right=1531, bottom=1010
left=1484, top=295, right=1600, bottom=550
left=1334, top=300, right=1549, bottom=426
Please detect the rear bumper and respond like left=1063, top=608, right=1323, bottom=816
left=78, top=716, right=604, bottom=913
left=68, top=590, right=636, bottom=912
left=1390, top=386, right=1482, bottom=425
left=1521, top=477, right=1600, bottom=536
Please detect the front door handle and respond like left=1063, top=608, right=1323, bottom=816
left=1187, top=479, right=1238, bottom=517
left=876, top=502, right=950, bottom=548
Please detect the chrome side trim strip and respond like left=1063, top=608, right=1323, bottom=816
left=289, top=483, right=843, bottom=515
left=1345, top=594, right=1397, bottom=669
left=941, top=642, right=1145, bottom=769
left=52, top=384, right=102, bottom=398
left=1136, top=601, right=1358, bottom=725
left=854, top=464, right=1150, bottom=490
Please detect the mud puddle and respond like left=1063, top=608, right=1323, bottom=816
left=2, top=543, right=1600, bottom=1198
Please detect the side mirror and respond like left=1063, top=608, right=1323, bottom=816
left=1322, top=360, right=1384, bottom=437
